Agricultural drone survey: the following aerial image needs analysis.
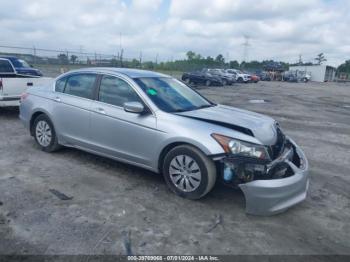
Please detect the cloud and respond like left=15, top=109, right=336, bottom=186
left=0, top=0, right=349, bottom=66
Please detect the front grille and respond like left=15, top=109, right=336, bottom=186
left=270, top=127, right=285, bottom=159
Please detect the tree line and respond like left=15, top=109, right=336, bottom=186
left=54, top=51, right=350, bottom=75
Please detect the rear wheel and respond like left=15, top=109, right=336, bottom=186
left=162, top=145, right=216, bottom=200
left=33, top=114, right=61, bottom=152
left=237, top=77, right=243, bottom=83
left=184, top=78, right=191, bottom=84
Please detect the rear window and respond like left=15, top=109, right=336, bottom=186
left=0, top=60, right=15, bottom=74
left=55, top=76, right=68, bottom=92
left=64, top=74, right=96, bottom=99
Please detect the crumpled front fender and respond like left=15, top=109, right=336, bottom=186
left=239, top=139, right=309, bottom=216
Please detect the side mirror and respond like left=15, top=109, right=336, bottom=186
left=123, top=101, right=145, bottom=114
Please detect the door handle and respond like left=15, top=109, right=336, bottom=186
left=53, top=97, right=61, bottom=102
left=95, top=107, right=106, bottom=115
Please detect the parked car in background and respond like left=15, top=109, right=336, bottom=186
left=225, top=69, right=251, bottom=83
left=250, top=74, right=260, bottom=83
left=283, top=71, right=298, bottom=82
left=283, top=70, right=311, bottom=83
left=296, top=71, right=311, bottom=82
left=0, top=56, right=43, bottom=77
left=0, top=57, right=51, bottom=107
left=205, top=68, right=235, bottom=85
left=182, top=70, right=223, bottom=86
left=256, top=72, right=271, bottom=81
left=20, top=68, right=309, bottom=216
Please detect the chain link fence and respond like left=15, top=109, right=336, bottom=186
left=0, top=45, right=137, bottom=77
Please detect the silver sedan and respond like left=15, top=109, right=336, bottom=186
left=19, top=68, right=309, bottom=215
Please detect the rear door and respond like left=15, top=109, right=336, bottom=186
left=90, top=74, right=158, bottom=168
left=51, top=73, right=97, bottom=147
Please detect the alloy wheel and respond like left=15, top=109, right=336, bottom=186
left=169, top=155, right=202, bottom=192
left=35, top=120, right=52, bottom=147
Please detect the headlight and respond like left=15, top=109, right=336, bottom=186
left=211, top=133, right=269, bottom=160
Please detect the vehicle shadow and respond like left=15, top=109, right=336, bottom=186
left=56, top=146, right=247, bottom=212
left=0, top=107, right=20, bottom=119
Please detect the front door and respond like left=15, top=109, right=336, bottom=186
left=90, top=75, right=158, bottom=168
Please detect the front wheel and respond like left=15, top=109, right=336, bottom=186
left=162, top=145, right=217, bottom=200
left=33, top=114, right=61, bottom=152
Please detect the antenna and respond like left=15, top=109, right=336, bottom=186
left=242, top=35, right=250, bottom=63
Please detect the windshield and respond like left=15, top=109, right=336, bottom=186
left=134, top=77, right=214, bottom=113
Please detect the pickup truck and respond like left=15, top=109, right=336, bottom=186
left=0, top=57, right=52, bottom=107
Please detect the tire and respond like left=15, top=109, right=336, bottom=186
left=185, top=78, right=191, bottom=84
left=205, top=80, right=211, bottom=86
left=237, top=77, right=243, bottom=83
left=162, top=145, right=217, bottom=200
left=33, top=114, right=61, bottom=152
left=222, top=79, right=227, bottom=86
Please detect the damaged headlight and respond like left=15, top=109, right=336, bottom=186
left=211, top=133, right=269, bottom=160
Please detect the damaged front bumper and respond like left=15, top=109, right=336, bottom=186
left=215, top=137, right=309, bottom=216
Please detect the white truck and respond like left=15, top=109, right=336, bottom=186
left=0, top=57, right=53, bottom=107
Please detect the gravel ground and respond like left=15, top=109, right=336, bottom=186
left=0, top=80, right=349, bottom=256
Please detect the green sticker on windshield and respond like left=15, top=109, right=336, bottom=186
left=147, top=88, right=157, bottom=96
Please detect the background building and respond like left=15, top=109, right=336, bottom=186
left=289, top=65, right=336, bottom=82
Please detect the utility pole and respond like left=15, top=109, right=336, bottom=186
left=298, top=54, right=303, bottom=65
left=79, top=45, right=84, bottom=63
left=120, top=48, right=124, bottom=68
left=119, top=32, right=122, bottom=57
left=33, top=46, right=36, bottom=65
left=242, top=35, right=250, bottom=64
left=139, top=51, right=142, bottom=68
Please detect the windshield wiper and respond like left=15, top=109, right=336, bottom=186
left=196, top=104, right=216, bottom=110
left=172, top=104, right=216, bottom=113
left=172, top=108, right=194, bottom=112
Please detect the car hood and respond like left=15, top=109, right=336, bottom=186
left=177, top=104, right=277, bottom=145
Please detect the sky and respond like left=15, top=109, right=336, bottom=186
left=0, top=0, right=349, bottom=66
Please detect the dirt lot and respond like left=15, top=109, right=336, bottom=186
left=0, top=80, right=350, bottom=256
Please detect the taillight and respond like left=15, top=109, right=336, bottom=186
left=21, top=93, right=29, bottom=102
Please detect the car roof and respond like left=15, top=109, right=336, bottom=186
left=68, top=67, right=170, bottom=78
left=0, top=56, right=19, bottom=60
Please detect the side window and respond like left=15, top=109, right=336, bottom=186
left=55, top=76, right=68, bottom=93
left=0, top=60, right=15, bottom=74
left=64, top=74, right=96, bottom=99
left=98, top=75, right=142, bottom=107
